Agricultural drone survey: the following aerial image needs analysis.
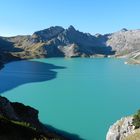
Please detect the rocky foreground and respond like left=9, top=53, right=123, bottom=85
left=0, top=96, right=71, bottom=140
left=106, top=110, right=140, bottom=140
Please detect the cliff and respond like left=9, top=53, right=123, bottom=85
left=106, top=110, right=140, bottom=140
left=106, top=116, right=135, bottom=140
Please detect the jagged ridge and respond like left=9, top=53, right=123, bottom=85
left=1, top=26, right=140, bottom=65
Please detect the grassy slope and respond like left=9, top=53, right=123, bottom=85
left=0, top=115, right=66, bottom=140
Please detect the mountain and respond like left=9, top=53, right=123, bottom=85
left=1, top=26, right=140, bottom=64
left=106, top=29, right=140, bottom=56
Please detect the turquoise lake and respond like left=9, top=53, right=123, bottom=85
left=1, top=58, right=140, bottom=140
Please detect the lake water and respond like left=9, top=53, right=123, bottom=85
left=1, top=58, right=140, bottom=140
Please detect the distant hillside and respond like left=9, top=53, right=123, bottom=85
left=1, top=26, right=140, bottom=63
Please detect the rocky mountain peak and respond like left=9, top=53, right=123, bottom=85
left=1, top=26, right=140, bottom=60
left=32, top=26, right=64, bottom=41
left=95, top=33, right=102, bottom=38
left=67, top=25, right=76, bottom=31
left=120, top=28, right=128, bottom=32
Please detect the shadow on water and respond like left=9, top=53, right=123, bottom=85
left=0, top=60, right=86, bottom=140
left=0, top=61, right=84, bottom=140
left=0, top=60, right=65, bottom=94
left=45, top=124, right=85, bottom=140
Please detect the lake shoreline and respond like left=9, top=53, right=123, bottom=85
left=1, top=56, right=140, bottom=139
left=0, top=54, right=127, bottom=71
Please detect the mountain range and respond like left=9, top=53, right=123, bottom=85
left=1, top=25, right=140, bottom=64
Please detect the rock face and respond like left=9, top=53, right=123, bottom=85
left=125, top=51, right=140, bottom=64
left=0, top=26, right=113, bottom=61
left=32, top=26, right=65, bottom=42
left=1, top=26, right=140, bottom=63
left=106, top=116, right=135, bottom=140
left=0, top=96, right=43, bottom=130
left=106, top=29, right=140, bottom=55
left=0, top=96, right=19, bottom=120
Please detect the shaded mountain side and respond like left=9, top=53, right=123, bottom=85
left=0, top=26, right=114, bottom=61
left=0, top=116, right=67, bottom=140
left=0, top=55, right=4, bottom=69
left=1, top=26, right=140, bottom=64
left=0, top=96, right=84, bottom=140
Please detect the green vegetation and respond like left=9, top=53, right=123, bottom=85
left=0, top=114, right=36, bottom=131
left=133, top=110, right=140, bottom=129
left=11, top=120, right=36, bottom=131
left=0, top=115, right=44, bottom=140
left=0, top=114, right=66, bottom=140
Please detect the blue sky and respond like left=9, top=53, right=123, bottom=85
left=0, top=0, right=140, bottom=36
